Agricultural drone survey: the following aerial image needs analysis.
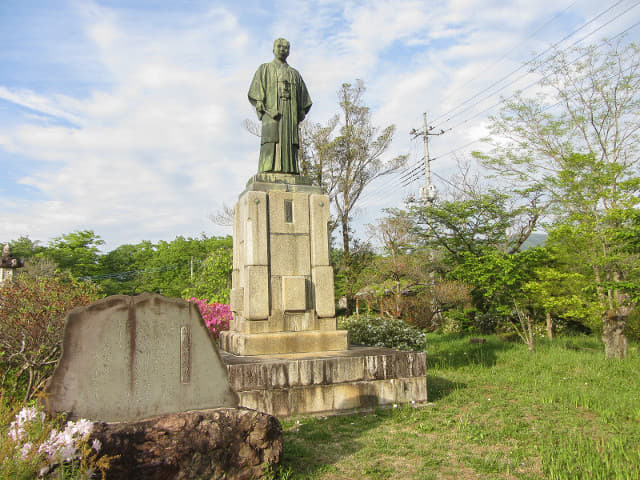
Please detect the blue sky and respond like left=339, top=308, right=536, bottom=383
left=1, top=0, right=639, bottom=250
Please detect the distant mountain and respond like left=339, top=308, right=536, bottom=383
left=521, top=232, right=547, bottom=250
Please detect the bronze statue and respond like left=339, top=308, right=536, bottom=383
left=248, top=38, right=312, bottom=174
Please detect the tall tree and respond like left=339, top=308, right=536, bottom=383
left=303, top=80, right=406, bottom=312
left=475, top=39, right=640, bottom=358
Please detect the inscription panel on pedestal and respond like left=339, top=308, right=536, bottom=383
left=269, top=234, right=311, bottom=276
left=269, top=191, right=310, bottom=234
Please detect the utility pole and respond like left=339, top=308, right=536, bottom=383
left=410, top=113, right=445, bottom=327
left=410, top=112, right=445, bottom=204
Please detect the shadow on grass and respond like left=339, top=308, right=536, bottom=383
left=427, top=375, right=466, bottom=402
left=427, top=334, right=518, bottom=370
left=281, top=410, right=385, bottom=478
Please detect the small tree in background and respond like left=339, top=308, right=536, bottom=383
left=0, top=271, right=100, bottom=401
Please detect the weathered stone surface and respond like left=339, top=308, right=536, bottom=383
left=282, top=276, right=307, bottom=311
left=309, top=193, right=331, bottom=267
left=223, top=178, right=348, bottom=356
left=221, top=330, right=348, bottom=356
left=268, top=191, right=310, bottom=234
left=91, top=408, right=282, bottom=480
left=45, top=293, right=238, bottom=422
left=312, top=265, right=336, bottom=318
left=269, top=234, right=311, bottom=276
left=222, top=348, right=428, bottom=417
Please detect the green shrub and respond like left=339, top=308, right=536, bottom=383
left=626, top=308, right=640, bottom=341
left=0, top=272, right=100, bottom=401
left=338, top=315, right=427, bottom=351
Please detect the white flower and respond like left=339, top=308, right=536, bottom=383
left=8, top=406, right=45, bottom=443
left=59, top=444, right=78, bottom=462
left=91, top=438, right=102, bottom=452
left=71, top=419, right=93, bottom=439
left=17, top=407, right=40, bottom=424
left=20, top=442, right=33, bottom=459
left=8, top=423, right=25, bottom=442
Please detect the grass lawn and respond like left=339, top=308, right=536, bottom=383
left=279, top=335, right=640, bottom=479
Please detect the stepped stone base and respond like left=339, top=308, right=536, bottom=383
left=221, top=347, right=428, bottom=417
left=220, top=330, right=349, bottom=356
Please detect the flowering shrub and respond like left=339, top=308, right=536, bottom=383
left=188, top=297, right=232, bottom=339
left=0, top=273, right=101, bottom=401
left=2, top=405, right=110, bottom=479
left=338, top=314, right=427, bottom=351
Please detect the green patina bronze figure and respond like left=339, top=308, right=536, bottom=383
left=248, top=38, right=312, bottom=174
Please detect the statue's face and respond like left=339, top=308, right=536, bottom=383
left=2, top=244, right=9, bottom=256
left=273, top=40, right=290, bottom=61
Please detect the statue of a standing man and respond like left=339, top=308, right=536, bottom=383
left=248, top=38, right=312, bottom=174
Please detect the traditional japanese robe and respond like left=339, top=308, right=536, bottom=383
left=248, top=60, right=312, bottom=174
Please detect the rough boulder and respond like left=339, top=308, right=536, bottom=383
left=90, top=408, right=282, bottom=480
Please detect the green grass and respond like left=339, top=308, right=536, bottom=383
left=279, top=334, right=640, bottom=479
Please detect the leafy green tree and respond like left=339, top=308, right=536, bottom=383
left=132, top=235, right=232, bottom=298
left=331, top=240, right=376, bottom=312
left=522, top=266, right=599, bottom=340
left=95, top=241, right=156, bottom=296
left=476, top=39, right=640, bottom=357
left=361, top=209, right=435, bottom=324
left=182, top=244, right=233, bottom=304
left=45, top=230, right=104, bottom=278
left=408, top=186, right=542, bottom=262
left=405, top=175, right=543, bottom=333
left=453, top=247, right=550, bottom=348
left=4, top=236, right=45, bottom=261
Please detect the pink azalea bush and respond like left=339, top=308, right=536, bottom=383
left=188, top=297, right=232, bottom=339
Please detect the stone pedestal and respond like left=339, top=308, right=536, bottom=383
left=0, top=267, right=15, bottom=285
left=222, top=348, right=428, bottom=417
left=220, top=174, right=427, bottom=416
left=220, top=174, right=348, bottom=356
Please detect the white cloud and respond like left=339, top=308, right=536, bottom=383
left=1, top=0, right=638, bottom=248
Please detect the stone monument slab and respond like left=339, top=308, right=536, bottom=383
left=45, top=293, right=238, bottom=422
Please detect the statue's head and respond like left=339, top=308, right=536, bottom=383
left=2, top=244, right=10, bottom=258
left=273, top=38, right=290, bottom=62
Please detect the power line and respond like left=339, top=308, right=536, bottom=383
left=363, top=2, right=640, bottom=210
left=79, top=259, right=204, bottom=281
left=446, top=0, right=580, bottom=103
left=441, top=6, right=640, bottom=133
left=432, top=0, right=632, bottom=126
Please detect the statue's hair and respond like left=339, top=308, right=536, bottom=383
left=273, top=38, right=290, bottom=49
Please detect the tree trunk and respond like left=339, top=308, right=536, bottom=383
left=341, top=215, right=355, bottom=315
left=602, top=310, right=628, bottom=359
left=526, top=315, right=535, bottom=352
left=546, top=311, right=553, bottom=341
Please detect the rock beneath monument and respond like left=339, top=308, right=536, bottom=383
left=91, top=408, right=282, bottom=480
